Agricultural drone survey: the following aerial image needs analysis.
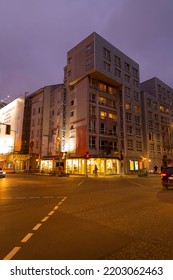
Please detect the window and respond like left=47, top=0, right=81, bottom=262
left=100, top=123, right=105, bottom=134
left=104, top=61, right=111, bottom=72
left=71, top=100, right=74, bottom=106
left=147, top=98, right=152, bottom=107
left=127, top=139, right=133, bottom=150
left=125, top=87, right=131, bottom=98
left=134, top=91, right=139, bottom=101
left=148, top=120, right=153, bottom=128
left=108, top=86, right=116, bottom=94
left=125, top=102, right=132, bottom=110
left=126, top=113, right=132, bottom=122
left=89, top=136, right=96, bottom=148
left=100, top=110, right=107, bottom=119
left=108, top=113, right=116, bottom=120
left=114, top=55, right=121, bottom=67
left=136, top=141, right=142, bottom=151
left=115, top=68, right=121, bottom=78
left=103, top=47, right=111, bottom=61
left=134, top=105, right=139, bottom=113
left=70, top=111, right=74, bottom=117
left=132, top=67, right=138, bottom=78
left=89, top=93, right=96, bottom=103
left=89, top=120, right=96, bottom=133
left=125, top=74, right=130, bottom=83
left=89, top=105, right=96, bottom=117
left=157, top=145, right=161, bottom=153
left=68, top=57, right=72, bottom=64
left=148, top=111, right=153, bottom=118
left=135, top=116, right=140, bottom=125
left=133, top=79, right=138, bottom=88
left=127, top=126, right=133, bottom=135
left=149, top=132, right=154, bottom=141
left=98, top=82, right=106, bottom=92
left=124, top=62, right=130, bottom=72
left=150, top=143, right=155, bottom=152
left=136, top=128, right=141, bottom=137
left=99, top=97, right=106, bottom=105
left=86, top=43, right=94, bottom=55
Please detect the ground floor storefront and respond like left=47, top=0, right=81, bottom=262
left=66, top=158, right=120, bottom=175
left=0, top=153, right=30, bottom=172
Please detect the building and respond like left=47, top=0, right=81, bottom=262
left=29, top=84, right=65, bottom=172
left=141, top=77, right=173, bottom=172
left=64, top=32, right=143, bottom=175
left=0, top=96, right=30, bottom=171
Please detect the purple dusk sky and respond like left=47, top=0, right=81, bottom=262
left=0, top=0, right=173, bottom=100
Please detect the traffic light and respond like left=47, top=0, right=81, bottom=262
left=85, top=152, right=90, bottom=159
left=5, top=124, right=11, bottom=135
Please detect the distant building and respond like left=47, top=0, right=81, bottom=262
left=0, top=97, right=30, bottom=171
left=141, top=77, right=173, bottom=172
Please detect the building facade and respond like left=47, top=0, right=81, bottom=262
left=64, top=32, right=143, bottom=175
left=141, top=77, right=173, bottom=172
left=29, top=84, right=65, bottom=172
left=0, top=96, right=30, bottom=171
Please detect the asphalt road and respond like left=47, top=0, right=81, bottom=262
left=1, top=173, right=173, bottom=260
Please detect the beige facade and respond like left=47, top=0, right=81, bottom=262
left=141, top=77, right=173, bottom=172
left=29, top=84, right=65, bottom=171
left=64, top=32, right=143, bottom=174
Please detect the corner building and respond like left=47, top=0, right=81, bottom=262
left=64, top=32, right=144, bottom=175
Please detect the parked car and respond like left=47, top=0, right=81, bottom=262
left=161, top=167, right=173, bottom=188
left=0, top=169, right=6, bottom=178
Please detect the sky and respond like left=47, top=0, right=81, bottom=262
left=0, top=0, right=173, bottom=101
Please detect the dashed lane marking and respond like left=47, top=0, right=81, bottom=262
left=21, top=233, right=33, bottom=243
left=41, top=216, right=49, bottom=222
left=48, top=211, right=55, bottom=216
left=3, top=247, right=21, bottom=260
left=33, top=223, right=42, bottom=231
left=3, top=196, right=67, bottom=260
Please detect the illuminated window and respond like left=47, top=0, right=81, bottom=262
left=134, top=105, right=139, bottom=113
left=99, top=97, right=106, bottom=105
left=100, top=111, right=107, bottom=119
left=98, top=82, right=106, bottom=92
left=125, top=102, right=131, bottom=110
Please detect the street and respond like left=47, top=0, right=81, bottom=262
left=1, top=173, right=173, bottom=260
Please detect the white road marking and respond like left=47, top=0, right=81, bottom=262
left=3, top=246, right=21, bottom=260
left=127, top=180, right=145, bottom=187
left=16, top=197, right=26, bottom=199
left=48, top=211, right=54, bottom=216
left=33, top=223, right=42, bottom=231
left=3, top=196, right=67, bottom=259
left=21, top=233, right=33, bottom=243
left=78, top=180, right=86, bottom=186
left=41, top=216, right=49, bottom=222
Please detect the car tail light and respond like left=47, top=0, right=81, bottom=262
left=161, top=173, right=167, bottom=177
